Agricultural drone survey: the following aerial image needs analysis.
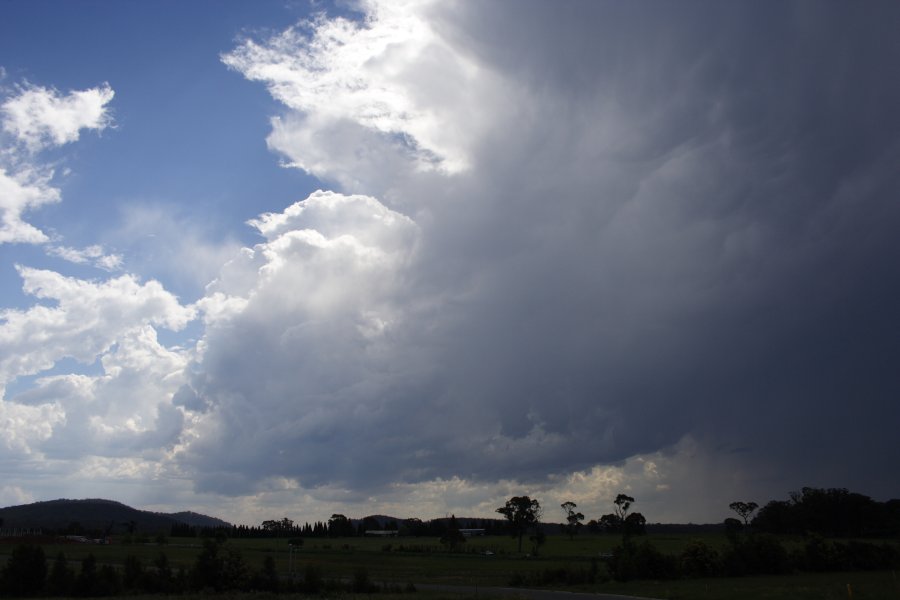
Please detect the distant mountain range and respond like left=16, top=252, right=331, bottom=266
left=0, top=498, right=725, bottom=537
left=0, top=498, right=230, bottom=534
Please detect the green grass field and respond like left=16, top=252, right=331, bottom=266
left=2, top=533, right=899, bottom=599
left=598, top=570, right=900, bottom=600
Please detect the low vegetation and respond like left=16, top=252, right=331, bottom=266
left=0, top=487, right=897, bottom=598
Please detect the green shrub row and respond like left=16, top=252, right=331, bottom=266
left=510, top=535, right=900, bottom=585
left=0, top=539, right=417, bottom=597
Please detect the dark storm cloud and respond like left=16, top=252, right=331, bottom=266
left=423, top=0, right=900, bottom=488
left=183, top=1, right=900, bottom=505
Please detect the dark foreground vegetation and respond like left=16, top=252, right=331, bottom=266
left=0, top=536, right=413, bottom=597
left=0, top=486, right=897, bottom=598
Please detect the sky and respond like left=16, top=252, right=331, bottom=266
left=1, top=0, right=899, bottom=527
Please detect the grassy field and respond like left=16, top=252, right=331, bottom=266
left=4, top=534, right=614, bottom=585
left=597, top=570, right=900, bottom=600
left=1, top=533, right=899, bottom=599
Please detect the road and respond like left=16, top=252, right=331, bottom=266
left=415, top=583, right=663, bottom=600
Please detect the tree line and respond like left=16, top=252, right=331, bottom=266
left=493, top=489, right=900, bottom=585
left=175, top=486, right=899, bottom=546
left=169, top=513, right=508, bottom=540
left=751, top=487, right=900, bottom=537
left=2, top=485, right=897, bottom=595
left=496, top=487, right=900, bottom=547
left=0, top=537, right=414, bottom=598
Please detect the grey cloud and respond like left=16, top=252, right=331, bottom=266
left=181, top=1, right=900, bottom=506
left=172, top=384, right=206, bottom=412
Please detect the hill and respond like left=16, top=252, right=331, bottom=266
left=0, top=498, right=230, bottom=535
left=165, top=510, right=230, bottom=529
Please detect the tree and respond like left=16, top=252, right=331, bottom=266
left=191, top=538, right=224, bottom=591
left=729, top=501, right=759, bottom=526
left=1, top=544, right=47, bottom=597
left=723, top=517, right=743, bottom=544
left=47, top=551, right=73, bottom=596
left=255, top=555, right=279, bottom=592
left=600, top=493, right=645, bottom=538
left=219, top=548, right=250, bottom=591
left=623, top=512, right=646, bottom=537
left=401, top=517, right=425, bottom=536
left=96, top=563, right=123, bottom=596
left=752, top=488, right=885, bottom=537
left=328, top=514, right=354, bottom=537
left=151, top=552, right=174, bottom=593
left=261, top=517, right=294, bottom=536
left=561, top=501, right=585, bottom=540
left=496, top=496, right=542, bottom=553
left=598, top=513, right=622, bottom=533
left=74, top=554, right=99, bottom=597
left=614, top=494, right=635, bottom=520
left=440, top=514, right=466, bottom=551
left=361, top=516, right=380, bottom=534
left=529, top=528, right=547, bottom=556
left=122, top=555, right=143, bottom=591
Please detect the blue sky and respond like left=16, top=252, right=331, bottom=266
left=0, top=1, right=319, bottom=303
left=1, top=0, right=898, bottom=526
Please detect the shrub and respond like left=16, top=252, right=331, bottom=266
left=608, top=540, right=678, bottom=581
left=46, top=552, right=74, bottom=597
left=251, top=555, right=279, bottom=592
left=1, top=544, right=47, bottom=597
left=145, top=552, right=175, bottom=593
left=122, top=555, right=143, bottom=590
left=509, top=558, right=608, bottom=587
left=95, top=563, right=123, bottom=597
left=352, top=566, right=376, bottom=593
left=842, top=541, right=900, bottom=570
left=723, top=534, right=790, bottom=576
left=219, top=548, right=250, bottom=591
left=798, top=534, right=841, bottom=571
left=679, top=540, right=722, bottom=578
left=303, top=563, right=324, bottom=593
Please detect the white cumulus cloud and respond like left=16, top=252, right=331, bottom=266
left=0, top=267, right=195, bottom=386
left=0, top=82, right=115, bottom=245
left=47, top=244, right=123, bottom=271
left=178, top=189, right=421, bottom=493
left=1, top=83, right=114, bottom=152
left=0, top=166, right=60, bottom=244
left=222, top=0, right=500, bottom=182
left=16, top=325, right=191, bottom=460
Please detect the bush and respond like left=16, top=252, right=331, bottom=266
left=841, top=541, right=900, bottom=570
left=252, top=555, right=279, bottom=592
left=145, top=552, right=175, bottom=593
left=1, top=544, right=47, bottom=597
left=679, top=539, right=722, bottom=578
left=190, top=538, right=223, bottom=591
left=122, top=555, right=143, bottom=590
left=723, top=534, right=791, bottom=576
left=352, top=566, right=376, bottom=593
left=46, top=552, right=73, bottom=597
left=303, top=563, right=324, bottom=593
left=219, top=548, right=250, bottom=591
left=73, top=554, right=98, bottom=597
left=797, top=534, right=841, bottom=572
left=95, top=563, right=122, bottom=597
left=608, top=540, right=678, bottom=581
